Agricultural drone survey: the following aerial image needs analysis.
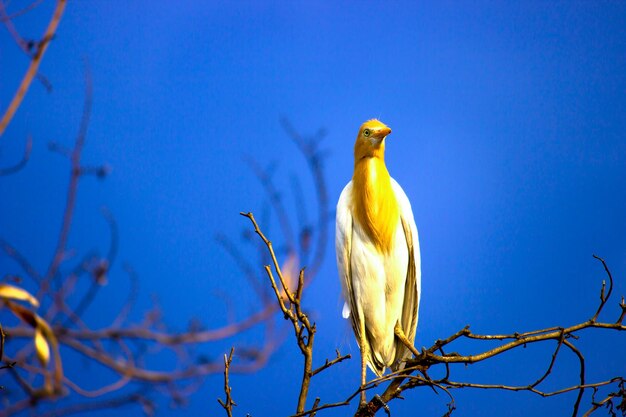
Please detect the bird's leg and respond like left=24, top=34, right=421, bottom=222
left=359, top=329, right=367, bottom=406
left=394, top=325, right=434, bottom=385
left=357, top=313, right=370, bottom=406
left=394, top=323, right=420, bottom=357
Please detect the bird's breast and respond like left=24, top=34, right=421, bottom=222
left=351, top=158, right=400, bottom=254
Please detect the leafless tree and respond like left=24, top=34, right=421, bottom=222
left=228, top=217, right=626, bottom=417
left=0, top=2, right=331, bottom=415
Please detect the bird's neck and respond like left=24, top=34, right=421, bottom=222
left=351, top=156, right=399, bottom=253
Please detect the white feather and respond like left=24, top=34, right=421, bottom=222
left=342, top=302, right=351, bottom=319
left=335, top=177, right=421, bottom=374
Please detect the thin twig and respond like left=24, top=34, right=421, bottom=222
left=41, top=61, right=93, bottom=296
left=242, top=212, right=325, bottom=414
left=217, top=347, right=237, bottom=417
left=0, top=0, right=67, bottom=136
left=0, top=135, right=32, bottom=175
left=0, top=0, right=45, bottom=22
left=311, top=349, right=351, bottom=377
left=351, top=256, right=626, bottom=416
left=279, top=118, right=329, bottom=278
left=591, top=255, right=613, bottom=321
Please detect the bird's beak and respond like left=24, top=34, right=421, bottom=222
left=373, top=127, right=391, bottom=142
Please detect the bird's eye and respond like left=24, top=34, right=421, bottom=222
left=363, top=129, right=371, bottom=137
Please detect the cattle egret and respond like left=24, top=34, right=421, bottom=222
left=335, top=119, right=421, bottom=404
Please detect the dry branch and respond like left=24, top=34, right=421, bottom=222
left=0, top=136, right=32, bottom=176
left=237, top=209, right=626, bottom=417
left=0, top=0, right=67, bottom=136
left=240, top=212, right=350, bottom=415
left=1, top=66, right=330, bottom=415
left=218, top=347, right=237, bottom=417
left=350, top=255, right=626, bottom=417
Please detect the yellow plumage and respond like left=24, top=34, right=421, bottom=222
left=351, top=120, right=400, bottom=254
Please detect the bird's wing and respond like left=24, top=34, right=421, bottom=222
left=335, top=182, right=362, bottom=341
left=391, top=178, right=421, bottom=345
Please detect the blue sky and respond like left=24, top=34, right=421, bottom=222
left=1, top=1, right=626, bottom=416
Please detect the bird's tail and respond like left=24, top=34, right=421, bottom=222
left=364, top=327, right=387, bottom=377
left=391, top=341, right=412, bottom=372
left=366, top=354, right=386, bottom=377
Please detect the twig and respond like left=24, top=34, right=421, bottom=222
left=0, top=238, right=42, bottom=284
left=0, top=135, right=32, bottom=176
left=291, top=400, right=351, bottom=417
left=591, top=255, right=613, bottom=321
left=242, top=212, right=328, bottom=414
left=279, top=118, right=329, bottom=278
left=41, top=60, right=93, bottom=295
left=0, top=0, right=45, bottom=22
left=0, top=323, right=13, bottom=371
left=0, top=0, right=67, bottom=136
left=217, top=347, right=237, bottom=417
left=351, top=256, right=626, bottom=416
left=245, top=156, right=297, bottom=257
left=311, top=349, right=351, bottom=377
left=216, top=233, right=269, bottom=301
left=34, top=391, right=150, bottom=417
left=440, top=377, right=624, bottom=397
left=1, top=60, right=327, bottom=417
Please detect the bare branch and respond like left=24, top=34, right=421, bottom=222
left=41, top=61, right=93, bottom=294
left=35, top=391, right=151, bottom=417
left=242, top=211, right=341, bottom=414
left=350, top=256, right=626, bottom=416
left=0, top=135, right=32, bottom=176
left=279, top=118, right=329, bottom=278
left=218, top=347, right=237, bottom=417
left=311, top=349, right=351, bottom=377
left=591, top=255, right=614, bottom=321
left=0, top=0, right=67, bottom=136
left=0, top=0, right=46, bottom=22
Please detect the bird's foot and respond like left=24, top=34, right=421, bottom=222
left=394, top=324, right=420, bottom=357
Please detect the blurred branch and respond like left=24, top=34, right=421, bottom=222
left=0, top=0, right=45, bottom=22
left=0, top=239, right=42, bottom=284
left=0, top=78, right=289, bottom=417
left=215, top=233, right=269, bottom=302
left=237, top=120, right=329, bottom=292
left=40, top=61, right=93, bottom=296
left=35, top=391, right=152, bottom=417
left=245, top=156, right=297, bottom=258
left=0, top=0, right=66, bottom=136
left=1, top=6, right=334, bottom=415
left=279, top=118, right=329, bottom=278
left=1, top=83, right=329, bottom=416
left=0, top=135, right=32, bottom=176
left=0, top=323, right=14, bottom=372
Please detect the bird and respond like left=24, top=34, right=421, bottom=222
left=335, top=119, right=421, bottom=404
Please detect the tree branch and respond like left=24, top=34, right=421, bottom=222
left=0, top=0, right=66, bottom=136
left=218, top=347, right=237, bottom=417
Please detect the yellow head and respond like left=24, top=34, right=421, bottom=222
left=351, top=119, right=399, bottom=253
left=354, top=119, right=392, bottom=161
